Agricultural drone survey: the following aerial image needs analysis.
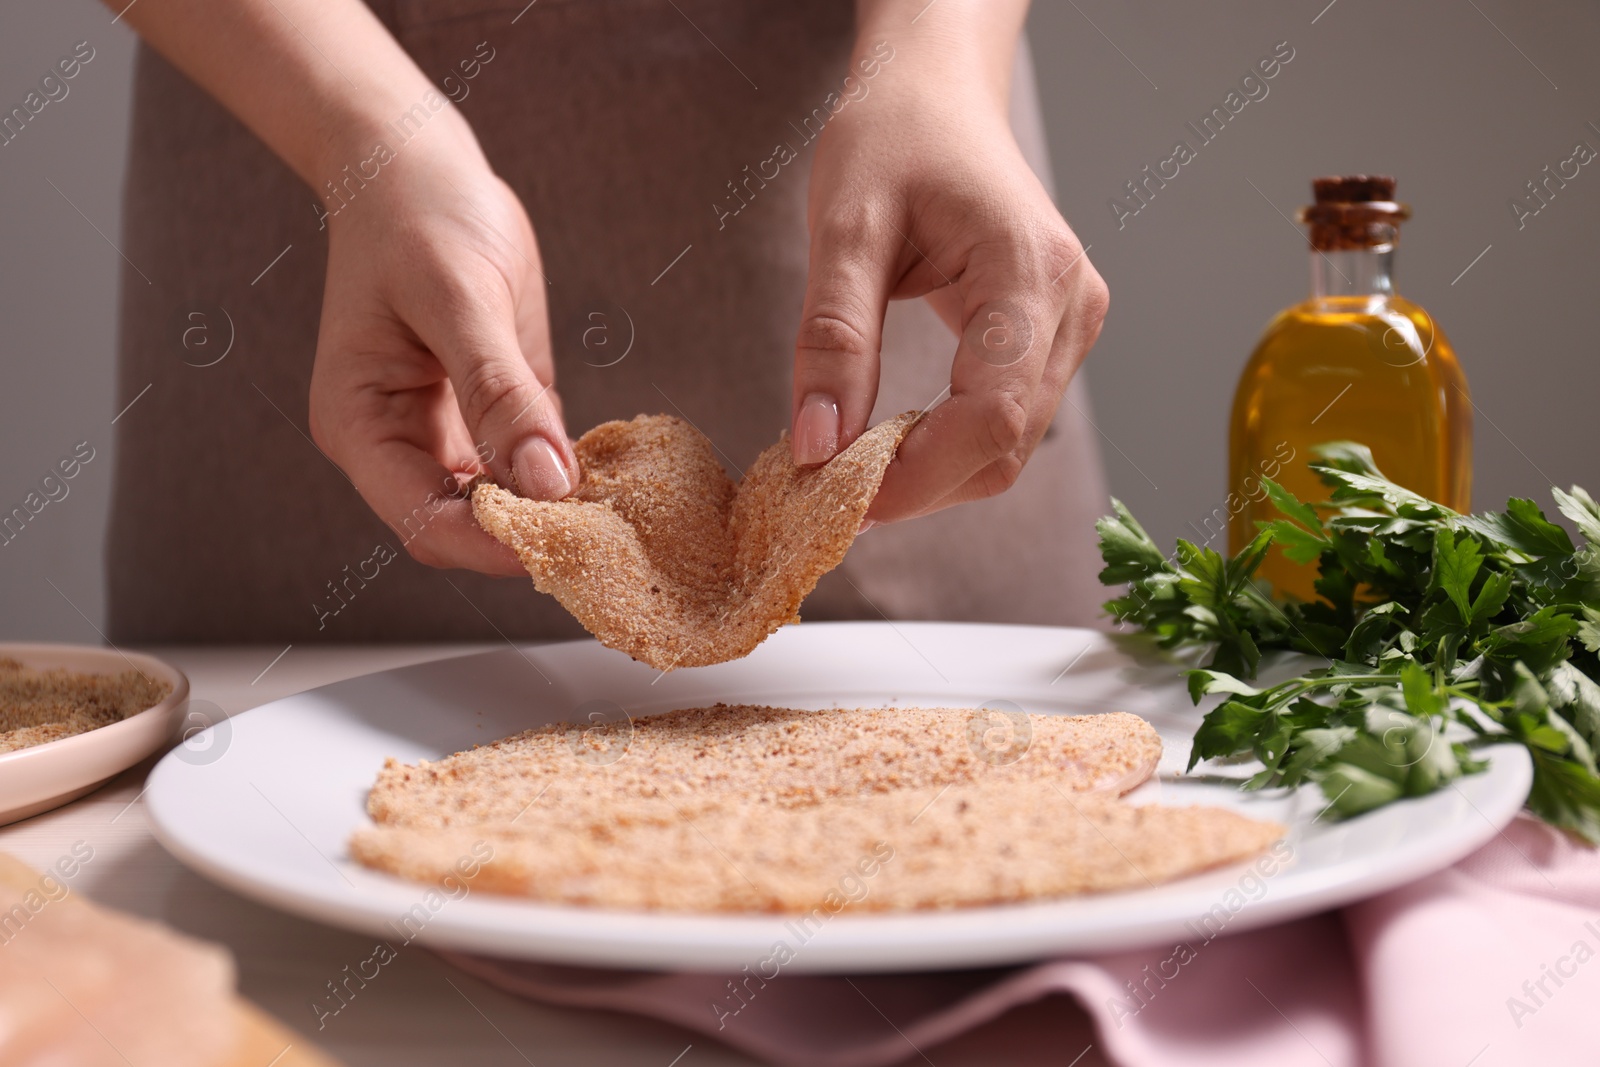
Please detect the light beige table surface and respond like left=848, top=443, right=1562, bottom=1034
left=0, top=645, right=1103, bottom=1067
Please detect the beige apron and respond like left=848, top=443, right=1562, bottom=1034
left=106, top=0, right=1110, bottom=642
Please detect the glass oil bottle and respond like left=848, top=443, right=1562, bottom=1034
left=1227, top=175, right=1471, bottom=601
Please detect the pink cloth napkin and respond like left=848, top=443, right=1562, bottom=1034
left=440, top=815, right=1597, bottom=1067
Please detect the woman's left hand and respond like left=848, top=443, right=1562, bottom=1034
left=790, top=4, right=1109, bottom=524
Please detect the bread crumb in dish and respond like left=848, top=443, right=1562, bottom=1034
left=0, top=658, right=171, bottom=754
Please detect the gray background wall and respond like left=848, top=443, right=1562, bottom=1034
left=2, top=0, right=1595, bottom=641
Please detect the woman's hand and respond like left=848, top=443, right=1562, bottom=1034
left=105, top=0, right=573, bottom=575
left=309, top=136, right=576, bottom=574
left=791, top=4, right=1109, bottom=524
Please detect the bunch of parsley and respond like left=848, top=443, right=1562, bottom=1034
left=1098, top=444, right=1600, bottom=840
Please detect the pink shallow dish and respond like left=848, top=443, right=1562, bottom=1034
left=0, top=643, right=189, bottom=824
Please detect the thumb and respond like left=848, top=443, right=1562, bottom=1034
left=791, top=213, right=897, bottom=466
left=428, top=302, right=576, bottom=501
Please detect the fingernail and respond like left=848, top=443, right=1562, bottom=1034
left=857, top=518, right=876, bottom=534
left=794, top=393, right=841, bottom=466
left=512, top=437, right=574, bottom=500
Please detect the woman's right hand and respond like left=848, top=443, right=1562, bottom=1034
left=307, top=132, right=576, bottom=575
left=104, top=0, right=572, bottom=575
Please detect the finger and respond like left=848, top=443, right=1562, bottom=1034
left=419, top=288, right=577, bottom=501
left=927, top=293, right=1092, bottom=516
left=870, top=235, right=1106, bottom=523
left=900, top=377, right=1065, bottom=519
left=791, top=205, right=900, bottom=465
left=867, top=246, right=1062, bottom=519
left=339, top=436, right=527, bottom=576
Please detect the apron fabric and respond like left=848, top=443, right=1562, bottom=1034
left=105, top=0, right=1110, bottom=642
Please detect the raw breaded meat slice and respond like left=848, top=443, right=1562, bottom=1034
left=363, top=705, right=1164, bottom=829
left=472, top=413, right=917, bottom=670
left=350, top=782, right=1284, bottom=913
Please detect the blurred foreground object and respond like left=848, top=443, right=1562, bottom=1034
left=0, top=852, right=340, bottom=1066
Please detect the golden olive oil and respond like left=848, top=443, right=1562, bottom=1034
left=1228, top=177, right=1471, bottom=602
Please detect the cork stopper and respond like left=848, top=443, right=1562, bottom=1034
left=1313, top=175, right=1396, bottom=203
left=1297, top=174, right=1410, bottom=251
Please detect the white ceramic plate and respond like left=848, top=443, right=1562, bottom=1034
left=0, top=643, right=189, bottom=825
left=145, top=623, right=1529, bottom=973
